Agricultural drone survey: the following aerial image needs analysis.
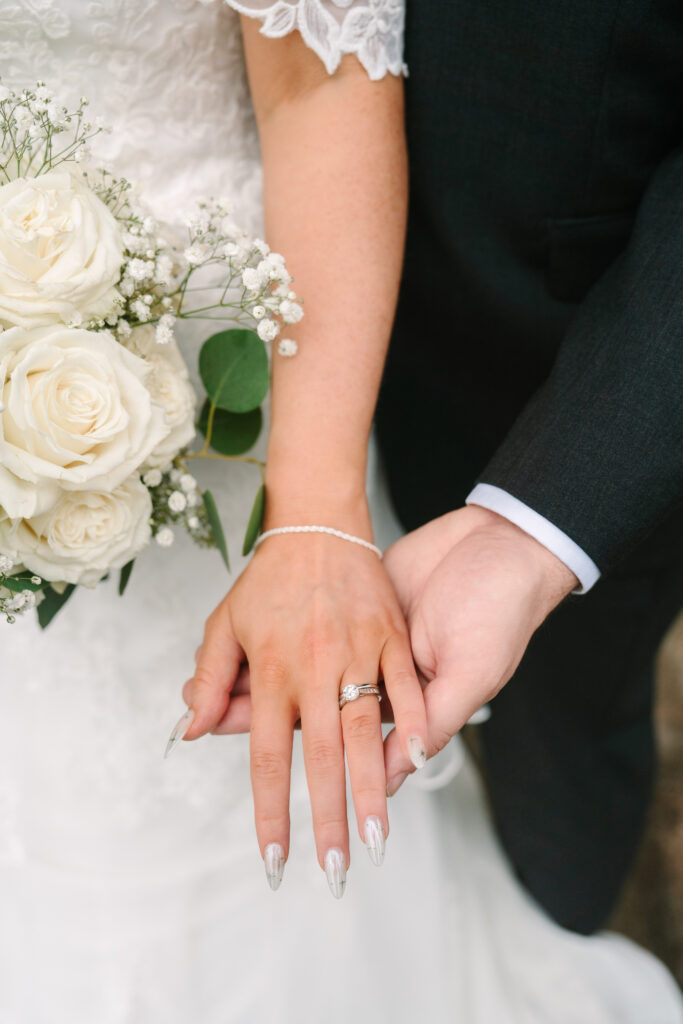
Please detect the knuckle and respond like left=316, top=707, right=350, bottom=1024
left=255, top=654, right=288, bottom=694
left=191, top=665, right=218, bottom=694
left=251, top=748, right=289, bottom=782
left=314, top=814, right=346, bottom=834
left=351, top=783, right=385, bottom=803
left=255, top=811, right=290, bottom=833
left=344, top=711, right=379, bottom=743
left=386, top=668, right=418, bottom=692
left=306, top=739, right=339, bottom=774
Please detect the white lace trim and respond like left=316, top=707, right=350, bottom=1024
left=225, top=0, right=405, bottom=80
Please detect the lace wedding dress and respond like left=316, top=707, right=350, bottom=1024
left=0, top=3, right=681, bottom=1022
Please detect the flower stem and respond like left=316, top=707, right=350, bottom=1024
left=201, top=401, right=218, bottom=455
left=182, top=450, right=266, bottom=476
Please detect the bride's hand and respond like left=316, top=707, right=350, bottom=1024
left=177, top=22, right=415, bottom=891
left=182, top=526, right=427, bottom=886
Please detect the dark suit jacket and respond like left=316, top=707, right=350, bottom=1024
left=375, top=0, right=683, bottom=932
left=377, top=0, right=683, bottom=567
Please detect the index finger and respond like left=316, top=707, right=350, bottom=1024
left=185, top=603, right=244, bottom=739
left=384, top=670, right=484, bottom=795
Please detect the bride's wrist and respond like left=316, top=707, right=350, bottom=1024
left=263, top=434, right=374, bottom=535
left=262, top=475, right=373, bottom=539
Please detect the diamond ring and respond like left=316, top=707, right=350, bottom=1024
left=339, top=683, right=382, bottom=710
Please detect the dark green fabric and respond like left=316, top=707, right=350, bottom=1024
left=375, top=0, right=683, bottom=933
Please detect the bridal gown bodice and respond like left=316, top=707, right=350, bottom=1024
left=1, top=3, right=682, bottom=1023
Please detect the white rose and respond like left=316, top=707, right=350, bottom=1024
left=0, top=475, right=152, bottom=587
left=126, top=326, right=196, bottom=469
left=0, top=164, right=124, bottom=329
left=0, top=324, right=170, bottom=518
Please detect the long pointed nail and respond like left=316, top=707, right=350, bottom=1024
left=363, top=816, right=386, bottom=867
left=324, top=848, right=347, bottom=899
left=407, top=735, right=427, bottom=769
left=264, top=843, right=285, bottom=891
left=386, top=771, right=409, bottom=798
left=164, top=708, right=195, bottom=759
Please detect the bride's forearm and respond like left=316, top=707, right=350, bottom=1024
left=242, top=21, right=408, bottom=533
left=189, top=26, right=422, bottom=873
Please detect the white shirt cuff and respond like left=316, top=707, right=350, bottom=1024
left=465, top=483, right=601, bottom=594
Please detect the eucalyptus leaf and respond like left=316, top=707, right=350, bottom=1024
left=203, top=490, right=230, bottom=571
left=119, top=560, right=135, bottom=596
left=199, top=329, right=269, bottom=414
left=3, top=575, right=43, bottom=593
left=198, top=400, right=263, bottom=456
left=242, top=484, right=265, bottom=556
left=38, top=584, right=76, bottom=629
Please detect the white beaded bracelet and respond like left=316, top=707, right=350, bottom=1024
left=253, top=525, right=382, bottom=558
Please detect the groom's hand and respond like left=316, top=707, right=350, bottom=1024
left=382, top=506, right=577, bottom=795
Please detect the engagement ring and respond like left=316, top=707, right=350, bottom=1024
left=339, top=684, right=382, bottom=710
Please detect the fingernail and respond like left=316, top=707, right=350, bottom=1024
left=163, top=708, right=195, bottom=759
left=386, top=771, right=409, bottom=798
left=363, top=816, right=386, bottom=867
left=264, top=843, right=285, bottom=891
left=407, top=735, right=427, bottom=770
left=324, top=848, right=347, bottom=899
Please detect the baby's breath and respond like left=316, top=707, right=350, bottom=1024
left=0, top=82, right=107, bottom=184
left=147, top=465, right=213, bottom=548
left=0, top=558, right=44, bottom=623
left=170, top=198, right=302, bottom=336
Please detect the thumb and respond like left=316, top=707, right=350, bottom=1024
left=384, top=670, right=483, bottom=796
left=183, top=605, right=245, bottom=740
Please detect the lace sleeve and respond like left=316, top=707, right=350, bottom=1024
left=224, top=0, right=405, bottom=80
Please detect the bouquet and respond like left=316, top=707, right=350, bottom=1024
left=0, top=84, right=303, bottom=626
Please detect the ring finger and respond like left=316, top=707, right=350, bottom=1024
left=340, top=659, right=388, bottom=868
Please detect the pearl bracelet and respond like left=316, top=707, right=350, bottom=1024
left=253, top=525, right=382, bottom=558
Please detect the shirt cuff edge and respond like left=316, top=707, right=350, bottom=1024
left=465, top=483, right=601, bottom=595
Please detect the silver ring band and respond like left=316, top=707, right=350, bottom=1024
left=339, top=683, right=382, bottom=710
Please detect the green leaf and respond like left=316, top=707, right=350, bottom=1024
left=199, top=329, right=269, bottom=414
left=198, top=400, right=263, bottom=456
left=2, top=575, right=43, bottom=593
left=203, top=489, right=230, bottom=571
left=38, top=584, right=76, bottom=629
left=242, top=484, right=265, bottom=556
left=119, top=560, right=135, bottom=596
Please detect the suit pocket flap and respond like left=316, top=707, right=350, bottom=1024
left=545, top=212, right=634, bottom=302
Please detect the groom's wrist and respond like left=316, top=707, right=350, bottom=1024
left=466, top=484, right=600, bottom=593
left=466, top=507, right=578, bottom=613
